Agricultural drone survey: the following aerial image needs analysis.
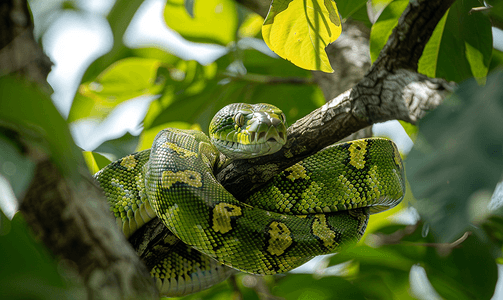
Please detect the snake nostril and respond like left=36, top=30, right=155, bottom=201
left=279, top=132, right=284, bottom=140
left=250, top=131, right=256, bottom=142
left=258, top=132, right=266, bottom=141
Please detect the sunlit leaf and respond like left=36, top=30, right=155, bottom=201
left=419, top=0, right=492, bottom=83
left=371, top=0, right=492, bottom=83
left=81, top=0, right=144, bottom=82
left=406, top=71, right=503, bottom=243
left=398, top=121, right=418, bottom=142
left=136, top=122, right=199, bottom=151
left=262, top=0, right=342, bottom=73
left=69, top=58, right=165, bottom=122
left=238, top=14, right=263, bottom=38
left=164, top=0, right=238, bottom=45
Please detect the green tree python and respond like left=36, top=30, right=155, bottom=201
left=94, top=103, right=405, bottom=297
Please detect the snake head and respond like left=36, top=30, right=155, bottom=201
left=210, top=103, right=287, bottom=159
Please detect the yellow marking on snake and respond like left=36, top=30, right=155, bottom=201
left=162, top=142, right=197, bottom=158
left=349, top=140, right=367, bottom=169
left=312, top=214, right=337, bottom=248
left=267, top=221, right=292, bottom=256
left=120, top=155, right=137, bottom=170
left=301, top=181, right=323, bottom=205
left=335, top=174, right=358, bottom=206
left=365, top=165, right=381, bottom=200
left=161, top=170, right=202, bottom=189
left=284, top=163, right=307, bottom=181
left=212, top=203, right=242, bottom=234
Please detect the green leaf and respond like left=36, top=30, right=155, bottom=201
left=328, top=224, right=498, bottom=299
left=371, top=0, right=492, bottom=83
left=148, top=50, right=323, bottom=132
left=273, top=274, right=366, bottom=299
left=425, top=232, right=498, bottom=300
left=417, top=0, right=492, bottom=83
left=406, top=71, right=503, bottom=243
left=69, top=58, right=165, bottom=123
left=136, top=122, right=197, bottom=152
left=398, top=121, right=418, bottom=142
left=94, top=133, right=140, bottom=161
left=262, top=0, right=342, bottom=73
left=0, top=76, right=82, bottom=182
left=81, top=0, right=144, bottom=83
left=335, top=0, right=367, bottom=20
left=369, top=0, right=409, bottom=63
left=489, top=48, right=503, bottom=73
left=164, top=0, right=238, bottom=45
left=0, top=212, right=83, bottom=299
left=238, top=14, right=263, bottom=38
left=0, top=130, right=34, bottom=199
left=83, top=151, right=112, bottom=174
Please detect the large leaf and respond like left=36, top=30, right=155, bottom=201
left=406, top=71, right=503, bottom=243
left=369, top=0, right=411, bottom=63
left=0, top=212, right=82, bottom=299
left=80, top=0, right=144, bottom=83
left=418, top=0, right=492, bottom=83
left=0, top=76, right=82, bottom=182
left=164, top=0, right=238, bottom=46
left=370, top=0, right=492, bottom=83
left=0, top=131, right=34, bottom=199
left=262, top=0, right=342, bottom=73
left=69, top=58, right=166, bottom=122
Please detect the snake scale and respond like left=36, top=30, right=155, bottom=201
left=95, top=103, right=405, bottom=297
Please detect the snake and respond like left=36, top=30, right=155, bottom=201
left=94, top=103, right=405, bottom=297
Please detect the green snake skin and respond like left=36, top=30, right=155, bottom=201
left=94, top=103, right=405, bottom=297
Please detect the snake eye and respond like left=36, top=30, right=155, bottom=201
left=280, top=113, right=287, bottom=123
left=233, top=112, right=245, bottom=127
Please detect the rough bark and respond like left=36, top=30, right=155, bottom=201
left=1, top=0, right=159, bottom=298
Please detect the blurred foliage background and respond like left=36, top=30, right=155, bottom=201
left=1, top=0, right=503, bottom=299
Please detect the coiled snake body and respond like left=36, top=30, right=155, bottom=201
left=95, top=103, right=405, bottom=297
